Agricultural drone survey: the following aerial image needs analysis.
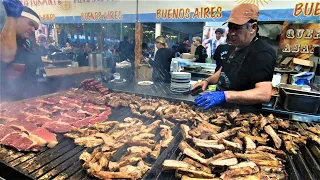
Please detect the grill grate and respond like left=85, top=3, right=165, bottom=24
left=0, top=107, right=182, bottom=180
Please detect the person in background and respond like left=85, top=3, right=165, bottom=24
left=206, top=28, right=227, bottom=58
left=119, top=36, right=132, bottom=61
left=105, top=45, right=115, bottom=73
left=191, top=37, right=207, bottom=63
left=178, top=37, right=189, bottom=54
left=142, top=42, right=152, bottom=61
left=64, top=41, right=73, bottom=53
left=149, top=36, right=172, bottom=83
left=192, top=4, right=276, bottom=113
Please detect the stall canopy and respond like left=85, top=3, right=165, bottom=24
left=22, top=0, right=319, bottom=24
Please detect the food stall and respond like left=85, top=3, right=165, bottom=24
left=0, top=1, right=319, bottom=180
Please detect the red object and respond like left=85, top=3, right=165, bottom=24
left=0, top=124, right=16, bottom=140
left=71, top=117, right=95, bottom=128
left=42, top=121, right=73, bottom=133
left=84, top=103, right=108, bottom=110
left=30, top=128, right=58, bottom=148
left=60, top=111, right=86, bottom=119
left=26, top=115, right=51, bottom=126
left=77, top=107, right=100, bottom=116
left=6, top=120, right=38, bottom=132
left=1, top=132, right=40, bottom=151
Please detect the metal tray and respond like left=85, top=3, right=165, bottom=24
left=280, top=84, right=320, bottom=96
left=279, top=88, right=320, bottom=114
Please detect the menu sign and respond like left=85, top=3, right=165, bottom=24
left=278, top=21, right=320, bottom=60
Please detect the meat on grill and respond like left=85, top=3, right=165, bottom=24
left=43, top=121, right=73, bottom=133
left=29, top=127, right=58, bottom=148
left=1, top=131, right=40, bottom=151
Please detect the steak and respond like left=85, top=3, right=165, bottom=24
left=60, top=111, right=86, bottom=119
left=0, top=124, right=16, bottom=140
left=7, top=120, right=38, bottom=132
left=71, top=117, right=95, bottom=128
left=43, top=121, right=73, bottom=133
left=77, top=107, right=101, bottom=116
left=26, top=115, right=52, bottom=126
left=1, top=132, right=40, bottom=151
left=52, top=116, right=79, bottom=123
left=30, top=128, right=58, bottom=148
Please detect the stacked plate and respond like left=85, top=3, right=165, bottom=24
left=170, top=72, right=191, bottom=93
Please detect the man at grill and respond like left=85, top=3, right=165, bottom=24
left=191, top=3, right=276, bottom=113
left=0, top=2, right=47, bottom=101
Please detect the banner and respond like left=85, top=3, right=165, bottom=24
left=138, top=0, right=319, bottom=22
left=21, top=0, right=319, bottom=23
left=278, top=21, right=320, bottom=60
left=20, top=0, right=137, bottom=23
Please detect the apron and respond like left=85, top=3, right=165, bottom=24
left=216, top=38, right=259, bottom=113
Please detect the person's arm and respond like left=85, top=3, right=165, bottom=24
left=191, top=67, right=222, bottom=91
left=0, top=17, right=17, bottom=63
left=0, top=0, right=23, bottom=63
left=195, top=50, right=276, bottom=109
left=225, top=82, right=272, bottom=104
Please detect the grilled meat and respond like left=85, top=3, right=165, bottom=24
left=259, top=117, right=269, bottom=130
left=193, top=138, right=219, bottom=145
left=161, top=129, right=174, bottom=148
left=238, top=132, right=269, bottom=145
left=108, top=157, right=142, bottom=171
left=179, top=141, right=207, bottom=164
left=93, top=171, right=133, bottom=179
left=244, top=137, right=256, bottom=151
left=260, top=166, right=283, bottom=173
left=127, top=146, right=152, bottom=156
left=183, top=157, right=212, bottom=174
left=181, top=124, right=192, bottom=140
left=307, top=126, right=320, bottom=136
left=220, top=164, right=259, bottom=179
left=207, top=150, right=238, bottom=166
left=232, top=137, right=243, bottom=146
left=281, top=134, right=298, bottom=154
left=264, top=125, right=282, bottom=149
left=256, top=146, right=286, bottom=159
left=176, top=168, right=215, bottom=179
left=300, top=130, right=320, bottom=145
left=74, top=136, right=104, bottom=147
left=235, top=151, right=277, bottom=161
left=228, top=161, right=257, bottom=169
left=210, top=116, right=231, bottom=126
left=211, top=127, right=243, bottom=140
left=181, top=176, right=220, bottom=180
left=163, top=160, right=197, bottom=171
left=150, top=141, right=162, bottom=159
left=195, top=142, right=225, bottom=152
left=220, top=139, right=243, bottom=152
left=162, top=118, right=175, bottom=127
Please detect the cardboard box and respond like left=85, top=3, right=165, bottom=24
left=289, top=58, right=314, bottom=72
left=181, top=53, right=194, bottom=59
left=292, top=58, right=314, bottom=67
left=281, top=57, right=293, bottom=66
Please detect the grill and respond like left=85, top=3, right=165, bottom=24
left=155, top=122, right=320, bottom=180
left=0, top=107, right=182, bottom=180
left=0, top=92, right=319, bottom=180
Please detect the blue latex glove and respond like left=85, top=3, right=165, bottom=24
left=2, top=0, right=23, bottom=18
left=195, top=91, right=226, bottom=110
